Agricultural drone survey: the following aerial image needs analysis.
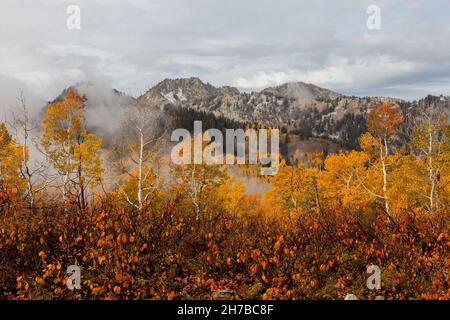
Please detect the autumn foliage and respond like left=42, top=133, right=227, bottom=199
left=0, top=96, right=449, bottom=300
left=1, top=192, right=449, bottom=300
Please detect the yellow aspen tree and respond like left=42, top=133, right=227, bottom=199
left=323, top=151, right=372, bottom=211
left=0, top=123, right=25, bottom=196
left=217, top=176, right=259, bottom=218
left=359, top=102, right=403, bottom=219
left=118, top=163, right=163, bottom=212
left=388, top=153, right=425, bottom=212
left=118, top=102, right=166, bottom=211
left=11, top=94, right=50, bottom=208
left=41, top=89, right=103, bottom=210
left=264, top=160, right=303, bottom=215
left=412, top=112, right=450, bottom=211
left=174, top=162, right=226, bottom=222
left=265, top=157, right=324, bottom=216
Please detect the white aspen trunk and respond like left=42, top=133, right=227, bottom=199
left=291, top=195, right=297, bottom=209
left=190, top=164, right=200, bottom=221
left=427, top=119, right=435, bottom=211
left=22, top=136, right=33, bottom=208
left=313, top=176, right=321, bottom=215
left=138, top=130, right=144, bottom=211
left=290, top=169, right=298, bottom=209
left=63, top=172, right=69, bottom=201
left=381, top=137, right=391, bottom=216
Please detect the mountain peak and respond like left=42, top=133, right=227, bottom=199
left=263, top=81, right=342, bottom=101
left=47, top=77, right=448, bottom=152
left=141, top=77, right=219, bottom=105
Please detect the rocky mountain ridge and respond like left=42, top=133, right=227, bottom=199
left=138, top=77, right=448, bottom=148
left=55, top=78, right=449, bottom=150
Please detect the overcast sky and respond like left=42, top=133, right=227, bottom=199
left=1, top=0, right=449, bottom=109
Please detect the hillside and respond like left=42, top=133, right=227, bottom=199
left=51, top=78, right=449, bottom=155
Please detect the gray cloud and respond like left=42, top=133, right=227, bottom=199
left=0, top=0, right=449, bottom=105
left=0, top=73, right=46, bottom=122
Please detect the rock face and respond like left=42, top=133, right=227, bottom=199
left=140, top=77, right=349, bottom=127
left=344, top=293, right=359, bottom=300
left=344, top=293, right=385, bottom=300
left=141, top=77, right=219, bottom=105
left=52, top=78, right=449, bottom=151
left=137, top=77, right=449, bottom=149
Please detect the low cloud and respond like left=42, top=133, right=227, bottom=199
left=0, top=73, right=46, bottom=123
left=0, top=0, right=449, bottom=101
left=234, top=56, right=428, bottom=94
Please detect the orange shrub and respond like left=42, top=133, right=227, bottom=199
left=0, top=193, right=448, bottom=300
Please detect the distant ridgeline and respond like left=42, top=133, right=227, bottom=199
left=49, top=79, right=449, bottom=162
